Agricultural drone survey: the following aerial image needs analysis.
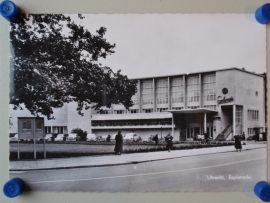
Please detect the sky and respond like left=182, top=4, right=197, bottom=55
left=68, top=14, right=266, bottom=78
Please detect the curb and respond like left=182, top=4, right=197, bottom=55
left=9, top=146, right=266, bottom=172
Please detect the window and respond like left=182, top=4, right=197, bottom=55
left=187, top=75, right=200, bottom=103
left=248, top=128, right=255, bottom=135
left=131, top=83, right=139, bottom=105
left=187, top=106, right=200, bottom=109
left=52, top=126, right=67, bottom=134
left=204, top=105, right=216, bottom=110
left=235, top=106, right=243, bottom=135
left=129, top=109, right=139, bottom=114
left=141, top=80, right=153, bottom=105
left=236, top=106, right=243, bottom=124
left=45, top=126, right=51, bottom=134
left=156, top=79, right=168, bottom=104
left=114, top=110, right=124, bottom=114
left=171, top=77, right=184, bottom=103
left=100, top=110, right=110, bottom=114
left=157, top=108, right=168, bottom=112
left=172, top=107, right=183, bottom=110
left=248, top=110, right=259, bottom=120
left=143, top=109, right=153, bottom=113
left=203, top=73, right=216, bottom=101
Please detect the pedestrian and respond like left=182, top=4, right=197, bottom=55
left=203, top=131, right=209, bottom=144
left=106, top=134, right=111, bottom=142
left=153, top=134, right=159, bottom=146
left=114, top=131, right=123, bottom=155
left=234, top=134, right=242, bottom=152
left=165, top=132, right=173, bottom=152
left=242, top=132, right=246, bottom=145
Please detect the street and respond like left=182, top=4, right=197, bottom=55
left=10, top=148, right=266, bottom=192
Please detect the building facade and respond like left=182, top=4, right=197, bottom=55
left=9, top=68, right=266, bottom=141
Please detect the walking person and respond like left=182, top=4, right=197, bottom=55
left=165, top=132, right=173, bottom=152
left=234, top=134, right=242, bottom=152
left=153, top=134, right=159, bottom=146
left=114, top=131, right=123, bottom=155
left=204, top=131, right=209, bottom=144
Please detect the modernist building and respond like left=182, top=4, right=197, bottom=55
left=9, top=68, right=266, bottom=141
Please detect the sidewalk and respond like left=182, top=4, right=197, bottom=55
left=10, top=143, right=267, bottom=171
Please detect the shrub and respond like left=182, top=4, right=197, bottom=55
left=71, top=128, right=87, bottom=141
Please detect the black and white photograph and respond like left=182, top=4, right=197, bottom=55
left=9, top=14, right=267, bottom=192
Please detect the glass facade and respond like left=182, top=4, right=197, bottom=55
left=203, top=73, right=216, bottom=101
left=171, top=77, right=184, bottom=103
left=156, top=78, right=168, bottom=104
left=187, top=75, right=200, bottom=103
left=141, top=80, right=153, bottom=105
left=235, top=106, right=243, bottom=135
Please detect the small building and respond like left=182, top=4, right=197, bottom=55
left=9, top=67, right=266, bottom=141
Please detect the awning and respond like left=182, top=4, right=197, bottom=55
left=165, top=108, right=218, bottom=114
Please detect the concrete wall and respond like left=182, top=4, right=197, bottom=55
left=234, top=70, right=265, bottom=135
left=67, top=102, right=92, bottom=133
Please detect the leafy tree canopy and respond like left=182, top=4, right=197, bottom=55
left=10, top=14, right=137, bottom=119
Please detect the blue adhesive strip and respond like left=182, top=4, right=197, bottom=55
left=254, top=181, right=270, bottom=202
left=3, top=178, right=25, bottom=198
left=0, top=0, right=19, bottom=22
left=255, top=3, right=270, bottom=24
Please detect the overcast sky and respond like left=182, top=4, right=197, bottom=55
left=69, top=14, right=266, bottom=78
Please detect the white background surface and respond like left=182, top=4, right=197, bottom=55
left=0, top=0, right=269, bottom=202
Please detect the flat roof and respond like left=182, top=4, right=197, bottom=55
left=130, top=67, right=265, bottom=80
left=166, top=108, right=218, bottom=114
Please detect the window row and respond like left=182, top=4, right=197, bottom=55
left=248, top=110, right=259, bottom=120
left=45, top=126, right=68, bottom=134
left=92, top=119, right=172, bottom=127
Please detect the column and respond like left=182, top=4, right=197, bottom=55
left=168, top=77, right=171, bottom=110
left=172, top=114, right=174, bottom=136
left=153, top=78, right=156, bottom=112
left=204, top=112, right=207, bottom=132
left=233, top=105, right=236, bottom=136
left=138, top=80, right=141, bottom=113
left=199, top=73, right=203, bottom=108
left=183, top=75, right=187, bottom=109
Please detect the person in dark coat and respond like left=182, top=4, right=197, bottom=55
left=203, top=131, right=209, bottom=144
left=114, top=131, right=123, bottom=155
left=106, top=134, right=111, bottom=142
left=153, top=134, right=159, bottom=146
left=234, top=134, right=242, bottom=152
left=165, top=132, right=173, bottom=152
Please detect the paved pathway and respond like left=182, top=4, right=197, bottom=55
left=10, top=142, right=267, bottom=171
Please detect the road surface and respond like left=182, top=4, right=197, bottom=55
left=10, top=148, right=266, bottom=192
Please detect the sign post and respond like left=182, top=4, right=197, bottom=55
left=17, top=117, right=45, bottom=160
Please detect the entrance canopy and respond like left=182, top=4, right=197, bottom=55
left=165, top=108, right=218, bottom=114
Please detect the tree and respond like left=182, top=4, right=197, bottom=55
left=10, top=14, right=137, bottom=119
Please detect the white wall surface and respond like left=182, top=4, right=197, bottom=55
left=0, top=0, right=270, bottom=203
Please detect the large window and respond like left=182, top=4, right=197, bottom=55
left=156, top=79, right=168, bottom=104
left=52, top=126, right=67, bottom=134
left=131, top=83, right=139, bottom=105
left=187, top=75, right=200, bottom=102
left=235, top=106, right=243, bottom=135
left=203, top=73, right=216, bottom=101
left=171, top=77, right=184, bottom=103
left=141, top=80, right=153, bottom=105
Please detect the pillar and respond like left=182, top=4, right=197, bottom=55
left=204, top=112, right=207, bottom=132
left=172, top=114, right=174, bottom=136
left=233, top=105, right=236, bottom=136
